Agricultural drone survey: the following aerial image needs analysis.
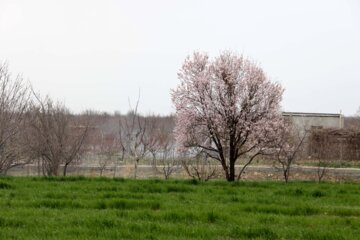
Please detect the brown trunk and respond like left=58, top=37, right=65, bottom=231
left=228, top=161, right=235, bottom=181
left=219, top=155, right=230, bottom=180
left=228, top=141, right=236, bottom=181
left=228, top=149, right=237, bottom=181
left=63, top=162, right=69, bottom=176
left=284, top=169, right=289, bottom=183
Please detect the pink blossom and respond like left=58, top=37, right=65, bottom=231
left=172, top=51, right=284, bottom=181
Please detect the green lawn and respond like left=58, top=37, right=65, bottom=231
left=0, top=177, right=360, bottom=239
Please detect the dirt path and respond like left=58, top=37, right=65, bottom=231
left=7, top=164, right=360, bottom=181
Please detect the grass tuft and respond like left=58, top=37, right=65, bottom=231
left=294, top=188, right=304, bottom=196
left=231, top=226, right=278, bottom=240
left=166, top=185, right=192, bottom=193
left=311, top=190, right=326, bottom=198
left=0, top=182, right=13, bottom=189
left=207, top=211, right=219, bottom=223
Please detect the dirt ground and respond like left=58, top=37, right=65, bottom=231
left=7, top=163, right=360, bottom=182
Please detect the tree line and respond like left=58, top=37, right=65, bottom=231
left=0, top=63, right=89, bottom=176
left=1, top=52, right=359, bottom=182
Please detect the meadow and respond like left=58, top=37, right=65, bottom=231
left=0, top=177, right=360, bottom=239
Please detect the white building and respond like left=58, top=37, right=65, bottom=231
left=282, top=112, right=344, bottom=132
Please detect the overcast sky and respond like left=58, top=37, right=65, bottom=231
left=0, top=0, right=359, bottom=115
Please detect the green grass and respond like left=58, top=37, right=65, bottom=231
left=0, top=177, right=360, bottom=239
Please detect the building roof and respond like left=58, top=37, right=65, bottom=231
left=282, top=112, right=342, bottom=118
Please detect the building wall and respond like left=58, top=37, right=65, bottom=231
left=282, top=112, right=344, bottom=132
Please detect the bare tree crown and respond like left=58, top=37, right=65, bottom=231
left=0, top=63, right=30, bottom=174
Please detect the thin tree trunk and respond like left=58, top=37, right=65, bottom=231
left=284, top=169, right=289, bottom=183
left=113, top=160, right=118, bottom=178
left=228, top=159, right=235, bottom=182
left=134, top=159, right=138, bottom=179
left=237, top=153, right=260, bottom=181
left=220, top=158, right=230, bottom=181
left=63, top=162, right=69, bottom=176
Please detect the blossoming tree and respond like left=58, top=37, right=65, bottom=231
left=172, top=51, right=284, bottom=181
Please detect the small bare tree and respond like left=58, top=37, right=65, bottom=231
left=82, top=110, right=123, bottom=177
left=27, top=94, right=88, bottom=176
left=118, top=97, right=149, bottom=179
left=0, top=63, right=31, bottom=175
left=309, top=129, right=331, bottom=182
left=151, top=129, right=181, bottom=179
left=97, top=131, right=119, bottom=176
left=345, top=108, right=360, bottom=130
left=236, top=132, right=282, bottom=181
left=143, top=115, right=160, bottom=165
left=181, top=149, right=220, bottom=181
left=274, top=124, right=307, bottom=183
left=316, top=160, right=327, bottom=183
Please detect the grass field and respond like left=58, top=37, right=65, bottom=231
left=0, top=177, right=360, bottom=239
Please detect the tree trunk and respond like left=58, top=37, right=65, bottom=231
left=228, top=158, right=236, bottom=182
left=228, top=134, right=236, bottom=182
left=134, top=159, right=138, bottom=179
left=284, top=169, right=289, bottom=183
left=113, top=160, right=118, bottom=178
left=220, top=159, right=230, bottom=180
left=63, top=162, right=69, bottom=176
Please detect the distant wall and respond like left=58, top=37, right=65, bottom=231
left=308, top=128, right=360, bottom=161
left=282, top=112, right=344, bottom=132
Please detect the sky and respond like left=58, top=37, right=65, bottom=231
left=0, top=0, right=359, bottom=116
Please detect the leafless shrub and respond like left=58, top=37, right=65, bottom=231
left=0, top=63, right=31, bottom=175
left=96, top=131, right=119, bottom=176
left=181, top=149, right=220, bottom=181
left=274, top=124, right=307, bottom=183
left=118, top=95, right=151, bottom=179
left=309, top=129, right=331, bottom=182
left=151, top=128, right=181, bottom=179
left=26, top=93, right=89, bottom=176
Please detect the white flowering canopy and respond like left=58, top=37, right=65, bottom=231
left=172, top=51, right=284, bottom=181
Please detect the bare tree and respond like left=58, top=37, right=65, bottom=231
left=118, top=96, right=149, bottom=179
left=236, top=146, right=272, bottom=181
left=345, top=108, right=360, bottom=130
left=143, top=115, right=160, bottom=164
left=97, top=131, right=119, bottom=176
left=151, top=128, right=181, bottom=180
left=83, top=110, right=124, bottom=177
left=26, top=94, right=88, bottom=176
left=308, top=129, right=331, bottom=182
left=181, top=149, right=220, bottom=181
left=274, top=124, right=307, bottom=183
left=316, top=160, right=327, bottom=183
left=0, top=63, right=31, bottom=175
